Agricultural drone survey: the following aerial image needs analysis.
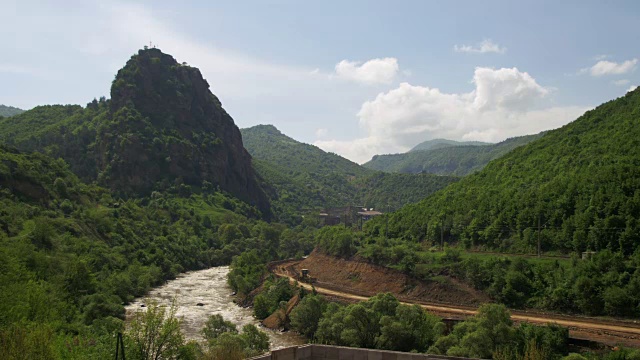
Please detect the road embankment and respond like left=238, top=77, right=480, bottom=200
left=270, top=254, right=640, bottom=348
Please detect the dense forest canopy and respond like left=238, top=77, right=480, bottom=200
left=0, top=141, right=309, bottom=358
left=241, top=124, right=459, bottom=224
left=367, top=87, right=640, bottom=255
left=409, top=138, right=491, bottom=152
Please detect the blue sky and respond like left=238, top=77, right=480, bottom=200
left=1, top=0, right=638, bottom=162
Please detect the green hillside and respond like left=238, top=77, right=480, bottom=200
left=410, top=138, right=490, bottom=152
left=0, top=143, right=295, bottom=357
left=364, top=133, right=544, bottom=176
left=241, top=125, right=459, bottom=224
left=0, top=105, right=24, bottom=117
left=0, top=49, right=271, bottom=215
left=0, top=104, right=103, bottom=179
left=242, top=124, right=369, bottom=177
left=370, top=88, right=640, bottom=255
left=0, top=50, right=315, bottom=358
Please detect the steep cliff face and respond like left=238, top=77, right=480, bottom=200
left=98, top=48, right=270, bottom=215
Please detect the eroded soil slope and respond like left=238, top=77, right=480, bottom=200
left=278, top=250, right=490, bottom=307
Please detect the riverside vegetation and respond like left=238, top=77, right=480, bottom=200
left=2, top=47, right=640, bottom=359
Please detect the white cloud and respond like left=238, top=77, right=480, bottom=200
left=315, top=128, right=328, bottom=138
left=629, top=85, right=638, bottom=93
left=582, top=59, right=638, bottom=76
left=102, top=3, right=305, bottom=79
left=454, top=39, right=506, bottom=54
left=334, top=57, right=399, bottom=84
left=315, top=67, right=589, bottom=163
left=613, top=79, right=630, bottom=86
left=593, top=54, right=609, bottom=61
left=472, top=67, right=549, bottom=111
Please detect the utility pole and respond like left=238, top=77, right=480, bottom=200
left=114, top=332, right=126, bottom=360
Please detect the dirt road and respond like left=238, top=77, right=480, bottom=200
left=271, top=260, right=640, bottom=348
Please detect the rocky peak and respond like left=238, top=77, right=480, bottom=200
left=99, top=48, right=270, bottom=216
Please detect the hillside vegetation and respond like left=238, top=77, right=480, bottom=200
left=0, top=105, right=24, bottom=117
left=0, top=49, right=318, bottom=358
left=0, top=49, right=270, bottom=215
left=0, top=143, right=313, bottom=358
left=410, top=138, right=490, bottom=152
left=242, top=124, right=369, bottom=177
left=364, top=133, right=543, bottom=176
left=367, top=88, right=640, bottom=256
left=241, top=125, right=459, bottom=224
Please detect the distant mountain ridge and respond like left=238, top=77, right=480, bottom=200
left=364, top=133, right=544, bottom=176
left=241, top=124, right=458, bottom=224
left=410, top=138, right=491, bottom=152
left=0, top=105, right=24, bottom=117
left=242, top=124, right=369, bottom=177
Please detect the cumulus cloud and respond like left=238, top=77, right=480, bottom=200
left=315, top=67, right=589, bottom=163
left=472, top=67, right=549, bottom=111
left=334, top=57, right=399, bottom=84
left=454, top=39, right=506, bottom=54
left=582, top=59, right=638, bottom=76
left=613, top=79, right=630, bottom=86
left=629, top=85, right=638, bottom=93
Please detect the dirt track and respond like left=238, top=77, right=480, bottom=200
left=271, top=258, right=640, bottom=348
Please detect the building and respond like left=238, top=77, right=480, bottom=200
left=318, top=206, right=363, bottom=227
left=357, top=209, right=383, bottom=221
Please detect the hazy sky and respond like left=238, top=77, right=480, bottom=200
left=1, top=0, right=639, bottom=163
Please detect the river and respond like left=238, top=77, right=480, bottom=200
left=124, top=266, right=306, bottom=350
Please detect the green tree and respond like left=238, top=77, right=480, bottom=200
left=203, top=322, right=269, bottom=360
left=602, top=286, right=633, bottom=317
left=126, top=300, right=184, bottom=360
left=290, top=294, right=327, bottom=338
left=204, top=332, right=247, bottom=360
left=376, top=304, right=442, bottom=352
left=202, top=314, right=237, bottom=344
left=428, top=303, right=515, bottom=358
left=239, top=324, right=269, bottom=356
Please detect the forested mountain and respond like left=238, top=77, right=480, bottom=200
left=0, top=105, right=24, bottom=117
left=369, top=88, right=640, bottom=255
left=0, top=48, right=270, bottom=215
left=242, top=124, right=369, bottom=177
left=409, top=138, right=490, bottom=152
left=0, top=49, right=319, bottom=357
left=0, top=143, right=278, bottom=357
left=241, top=125, right=458, bottom=224
left=363, top=133, right=543, bottom=176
